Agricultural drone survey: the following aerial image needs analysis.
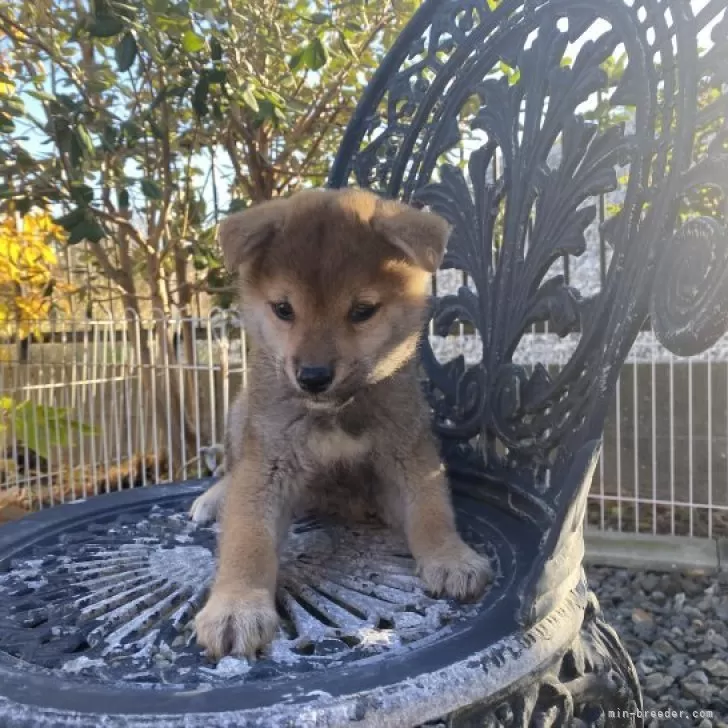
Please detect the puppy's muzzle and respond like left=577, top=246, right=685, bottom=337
left=296, top=365, right=334, bottom=394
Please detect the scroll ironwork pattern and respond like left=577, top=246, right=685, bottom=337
left=330, top=0, right=728, bottom=506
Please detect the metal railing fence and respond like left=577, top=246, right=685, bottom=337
left=2, top=310, right=727, bottom=540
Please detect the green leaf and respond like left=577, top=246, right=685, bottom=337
left=228, top=199, right=247, bottom=213
left=110, top=0, right=136, bottom=22
left=93, top=0, right=112, bottom=15
left=11, top=407, right=64, bottom=462
left=69, top=133, right=84, bottom=169
left=182, top=29, right=205, bottom=53
left=308, top=12, right=329, bottom=24
left=300, top=37, right=329, bottom=71
left=68, top=16, right=90, bottom=42
left=149, top=0, right=169, bottom=14
left=101, top=124, right=117, bottom=151
left=71, top=183, right=94, bottom=204
left=140, top=178, right=163, bottom=200
left=210, top=37, right=222, bottom=61
left=56, top=94, right=82, bottom=113
left=4, top=96, right=25, bottom=116
left=498, top=60, right=520, bottom=85
left=89, top=14, right=124, bottom=38
left=486, top=0, right=501, bottom=9
left=0, top=114, right=15, bottom=134
left=67, top=216, right=106, bottom=245
left=241, top=85, right=259, bottom=112
left=206, top=69, right=226, bottom=84
left=16, top=198, right=32, bottom=216
left=192, top=254, right=208, bottom=271
left=76, top=125, right=95, bottom=156
left=192, top=78, right=209, bottom=117
left=54, top=207, right=86, bottom=231
left=255, top=99, right=286, bottom=125
left=260, top=89, right=285, bottom=108
left=337, top=31, right=356, bottom=58
left=136, top=29, right=162, bottom=62
left=87, top=77, right=113, bottom=95
left=254, top=99, right=275, bottom=122
left=26, top=90, right=56, bottom=103
left=115, top=31, right=138, bottom=72
left=288, top=50, right=304, bottom=71
left=7, top=401, right=97, bottom=461
left=120, top=120, right=143, bottom=143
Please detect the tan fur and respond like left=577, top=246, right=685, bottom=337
left=306, top=427, right=372, bottom=466
left=193, top=188, right=492, bottom=660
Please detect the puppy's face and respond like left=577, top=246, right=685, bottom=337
left=219, top=189, right=449, bottom=406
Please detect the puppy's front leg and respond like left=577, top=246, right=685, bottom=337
left=189, top=476, right=227, bottom=524
left=195, top=451, right=285, bottom=659
left=387, top=439, right=492, bottom=601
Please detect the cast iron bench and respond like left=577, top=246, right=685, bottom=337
left=1, top=0, right=727, bottom=725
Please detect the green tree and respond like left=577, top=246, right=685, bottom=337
left=0, top=0, right=416, bottom=459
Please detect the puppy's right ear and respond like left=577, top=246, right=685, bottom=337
left=218, top=199, right=289, bottom=271
left=371, top=198, right=450, bottom=274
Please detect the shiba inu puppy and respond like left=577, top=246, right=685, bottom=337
left=192, top=188, right=492, bottom=659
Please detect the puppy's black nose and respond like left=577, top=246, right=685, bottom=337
left=296, top=365, right=334, bottom=394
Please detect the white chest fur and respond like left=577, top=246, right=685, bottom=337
left=307, top=425, right=371, bottom=466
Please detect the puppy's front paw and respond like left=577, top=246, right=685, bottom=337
left=195, top=588, right=279, bottom=660
left=189, top=487, right=222, bottom=524
left=417, top=539, right=492, bottom=601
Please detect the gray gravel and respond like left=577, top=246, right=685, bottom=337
left=588, top=565, right=728, bottom=727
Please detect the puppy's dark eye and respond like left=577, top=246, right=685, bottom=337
left=271, top=301, right=294, bottom=321
left=349, top=302, right=380, bottom=324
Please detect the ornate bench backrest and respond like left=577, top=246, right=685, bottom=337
left=330, top=0, right=728, bottom=622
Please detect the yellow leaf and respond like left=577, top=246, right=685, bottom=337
left=0, top=208, right=70, bottom=334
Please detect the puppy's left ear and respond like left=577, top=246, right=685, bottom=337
left=371, top=198, right=450, bottom=273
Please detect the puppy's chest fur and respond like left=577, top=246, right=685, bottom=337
left=268, top=404, right=371, bottom=466
left=291, top=412, right=384, bottom=522
left=305, top=416, right=371, bottom=466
